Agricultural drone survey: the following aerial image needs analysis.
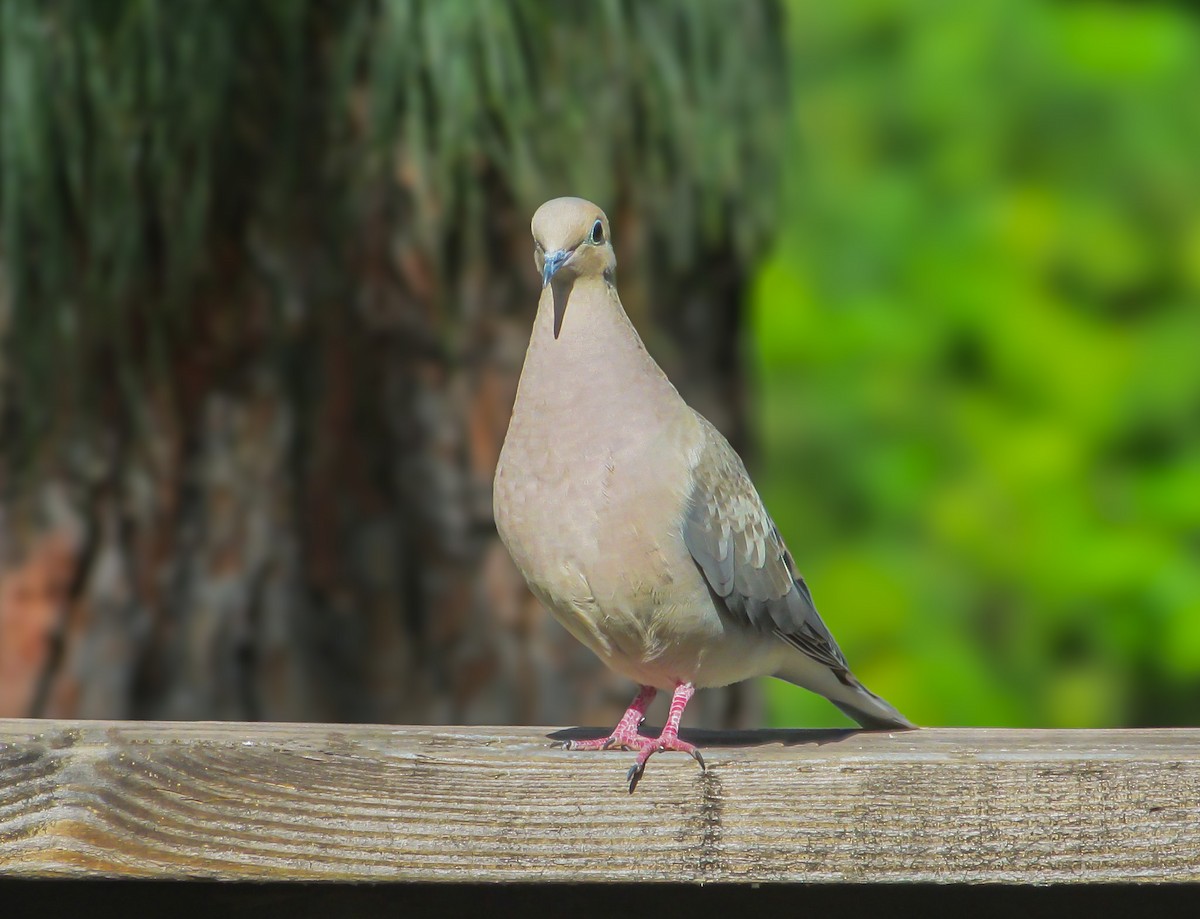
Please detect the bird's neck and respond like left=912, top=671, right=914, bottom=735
left=514, top=277, right=681, bottom=423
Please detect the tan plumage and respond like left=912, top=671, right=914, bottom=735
left=494, top=197, right=912, bottom=790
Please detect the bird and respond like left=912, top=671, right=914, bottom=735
left=493, top=196, right=913, bottom=792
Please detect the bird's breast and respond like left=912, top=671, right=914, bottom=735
left=495, top=401, right=692, bottom=583
left=494, top=391, right=704, bottom=654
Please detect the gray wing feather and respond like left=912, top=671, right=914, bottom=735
left=683, top=414, right=850, bottom=676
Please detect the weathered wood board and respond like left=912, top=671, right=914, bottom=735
left=1, top=720, right=1197, bottom=882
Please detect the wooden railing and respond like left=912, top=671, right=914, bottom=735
left=1, top=719, right=1198, bottom=883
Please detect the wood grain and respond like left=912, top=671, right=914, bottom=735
left=1, top=720, right=1197, bottom=883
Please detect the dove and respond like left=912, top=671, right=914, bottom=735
left=493, top=197, right=913, bottom=791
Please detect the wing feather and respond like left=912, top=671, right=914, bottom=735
left=683, top=414, right=849, bottom=676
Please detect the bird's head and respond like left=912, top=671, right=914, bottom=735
left=531, top=197, right=615, bottom=338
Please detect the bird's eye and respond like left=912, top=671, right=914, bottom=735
left=590, top=219, right=604, bottom=244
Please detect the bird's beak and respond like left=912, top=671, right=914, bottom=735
left=542, top=248, right=571, bottom=288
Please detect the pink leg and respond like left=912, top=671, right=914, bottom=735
left=625, top=682, right=704, bottom=792
left=562, top=685, right=657, bottom=752
left=561, top=682, right=705, bottom=792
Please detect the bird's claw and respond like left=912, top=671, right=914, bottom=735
left=623, top=738, right=706, bottom=793
left=626, top=760, right=645, bottom=794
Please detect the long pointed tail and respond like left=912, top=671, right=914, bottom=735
left=829, top=684, right=915, bottom=730
left=776, top=658, right=916, bottom=730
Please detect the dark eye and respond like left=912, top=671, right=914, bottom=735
left=590, top=219, right=604, bottom=244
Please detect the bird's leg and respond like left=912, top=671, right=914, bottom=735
left=625, top=681, right=705, bottom=793
left=561, top=685, right=657, bottom=751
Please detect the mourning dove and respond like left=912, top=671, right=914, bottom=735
left=494, top=197, right=913, bottom=791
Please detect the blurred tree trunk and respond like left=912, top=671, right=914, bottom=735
left=0, top=1, right=782, bottom=730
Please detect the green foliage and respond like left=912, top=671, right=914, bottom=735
left=756, top=0, right=1200, bottom=728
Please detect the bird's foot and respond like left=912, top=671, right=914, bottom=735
left=558, top=684, right=658, bottom=752
left=561, top=728, right=705, bottom=791
left=560, top=723, right=645, bottom=752
left=557, top=682, right=704, bottom=792
left=624, top=731, right=705, bottom=793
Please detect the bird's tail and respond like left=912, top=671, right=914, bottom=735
left=829, top=683, right=915, bottom=731
left=776, top=659, right=916, bottom=731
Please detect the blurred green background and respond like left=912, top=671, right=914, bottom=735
left=0, top=0, right=1196, bottom=730
left=759, top=0, right=1200, bottom=728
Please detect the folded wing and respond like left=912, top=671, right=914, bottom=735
left=683, top=414, right=853, bottom=684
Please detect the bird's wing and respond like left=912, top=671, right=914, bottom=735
left=683, top=413, right=851, bottom=678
